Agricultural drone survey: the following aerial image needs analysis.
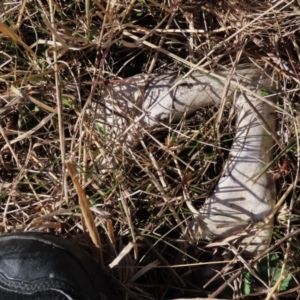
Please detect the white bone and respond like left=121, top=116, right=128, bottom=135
left=91, top=67, right=277, bottom=255
left=197, top=91, right=276, bottom=255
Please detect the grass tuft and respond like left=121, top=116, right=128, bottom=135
left=1, top=0, right=300, bottom=298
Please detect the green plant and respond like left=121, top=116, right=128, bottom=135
left=242, top=253, right=294, bottom=295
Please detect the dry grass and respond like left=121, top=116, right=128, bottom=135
left=1, top=0, right=300, bottom=299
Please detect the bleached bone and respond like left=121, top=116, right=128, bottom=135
left=92, top=67, right=268, bottom=144
left=196, top=91, right=276, bottom=255
left=91, top=67, right=276, bottom=255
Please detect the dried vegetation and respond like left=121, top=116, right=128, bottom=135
left=1, top=0, right=300, bottom=299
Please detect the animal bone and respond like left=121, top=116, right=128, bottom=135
left=91, top=66, right=277, bottom=255
left=195, top=90, right=276, bottom=255
left=91, top=67, right=268, bottom=144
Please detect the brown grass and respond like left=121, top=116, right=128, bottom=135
left=1, top=0, right=300, bottom=299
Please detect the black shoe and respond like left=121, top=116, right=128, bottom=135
left=0, top=232, right=113, bottom=300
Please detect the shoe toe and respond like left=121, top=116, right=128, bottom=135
left=0, top=232, right=112, bottom=300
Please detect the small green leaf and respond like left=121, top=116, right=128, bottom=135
left=242, top=271, right=252, bottom=295
left=255, top=254, right=293, bottom=292
left=62, top=97, right=74, bottom=108
left=97, top=124, right=109, bottom=139
left=261, top=88, right=271, bottom=96
left=279, top=273, right=292, bottom=291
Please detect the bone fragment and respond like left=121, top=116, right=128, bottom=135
left=197, top=90, right=276, bottom=255
left=91, top=67, right=277, bottom=255
left=92, top=67, right=267, bottom=143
